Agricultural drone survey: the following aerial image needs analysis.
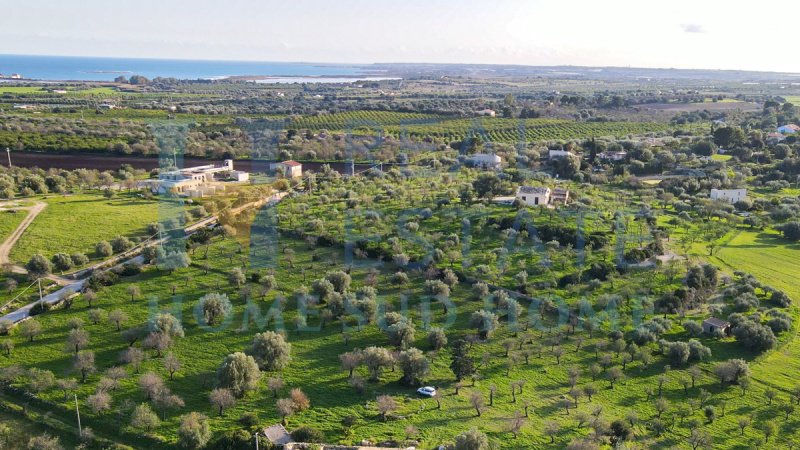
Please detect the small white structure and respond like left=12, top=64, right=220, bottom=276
left=549, top=150, right=572, bottom=159
left=777, top=124, right=799, bottom=134
left=468, top=153, right=502, bottom=170
left=599, top=151, right=627, bottom=161
left=475, top=109, right=496, bottom=117
left=516, top=186, right=551, bottom=206
left=9, top=74, right=22, bottom=79
left=710, top=188, right=747, bottom=203
left=702, top=318, right=731, bottom=336
left=98, top=103, right=116, bottom=110
left=270, top=160, right=303, bottom=178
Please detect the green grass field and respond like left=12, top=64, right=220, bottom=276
left=0, top=209, right=27, bottom=243
left=1, top=229, right=795, bottom=449
left=9, top=193, right=159, bottom=264
left=704, top=230, right=800, bottom=393
left=0, top=193, right=797, bottom=449
left=0, top=86, right=47, bottom=94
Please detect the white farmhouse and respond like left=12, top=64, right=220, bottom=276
left=710, top=188, right=747, bottom=203
left=475, top=109, right=496, bottom=117
left=468, top=153, right=502, bottom=170
left=270, top=160, right=303, bottom=178
left=516, top=186, right=551, bottom=206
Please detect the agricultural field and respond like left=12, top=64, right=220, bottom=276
left=289, top=113, right=683, bottom=143
left=8, top=192, right=160, bottom=265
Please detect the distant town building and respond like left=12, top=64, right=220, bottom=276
left=270, top=160, right=303, bottom=178
left=475, top=109, right=496, bottom=117
left=9, top=74, right=22, bottom=79
left=710, top=188, right=747, bottom=203
left=516, top=186, right=551, bottom=206
left=702, top=317, right=731, bottom=336
left=548, top=150, right=572, bottom=159
left=468, top=153, right=502, bottom=169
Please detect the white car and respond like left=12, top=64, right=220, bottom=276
left=416, top=386, right=436, bottom=397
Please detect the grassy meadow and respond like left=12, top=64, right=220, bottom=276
left=9, top=193, right=160, bottom=265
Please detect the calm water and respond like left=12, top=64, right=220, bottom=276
left=0, top=54, right=387, bottom=82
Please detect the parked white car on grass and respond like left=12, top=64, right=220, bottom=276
left=416, top=386, right=436, bottom=397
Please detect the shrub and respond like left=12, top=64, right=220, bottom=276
left=290, top=426, right=324, bottom=443
left=683, top=321, right=703, bottom=337
left=95, top=241, right=113, bottom=257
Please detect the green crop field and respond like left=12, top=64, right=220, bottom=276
left=9, top=193, right=160, bottom=264
left=287, top=113, right=682, bottom=143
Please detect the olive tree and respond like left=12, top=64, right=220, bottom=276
left=247, top=331, right=291, bottom=371
left=216, top=352, right=261, bottom=397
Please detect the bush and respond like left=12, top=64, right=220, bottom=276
left=95, top=241, right=113, bottom=257
left=29, top=301, right=50, bottom=316
left=683, top=321, right=703, bottom=337
left=731, top=317, right=777, bottom=352
left=25, top=254, right=52, bottom=278
left=290, top=426, right=325, bottom=443
left=238, top=412, right=259, bottom=429
left=110, top=235, right=134, bottom=253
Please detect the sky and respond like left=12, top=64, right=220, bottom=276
left=0, top=0, right=798, bottom=73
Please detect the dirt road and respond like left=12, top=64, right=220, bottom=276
left=0, top=201, right=46, bottom=266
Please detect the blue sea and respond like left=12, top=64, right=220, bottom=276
left=0, top=54, right=393, bottom=82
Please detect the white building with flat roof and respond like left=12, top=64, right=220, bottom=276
left=710, top=188, right=747, bottom=203
left=549, top=150, right=572, bottom=159
left=468, top=153, right=502, bottom=170
left=156, top=159, right=248, bottom=196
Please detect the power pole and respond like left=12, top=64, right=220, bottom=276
left=5, top=147, right=10, bottom=168
left=254, top=432, right=259, bottom=450
left=37, top=278, right=43, bottom=304
left=74, top=394, right=82, bottom=437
